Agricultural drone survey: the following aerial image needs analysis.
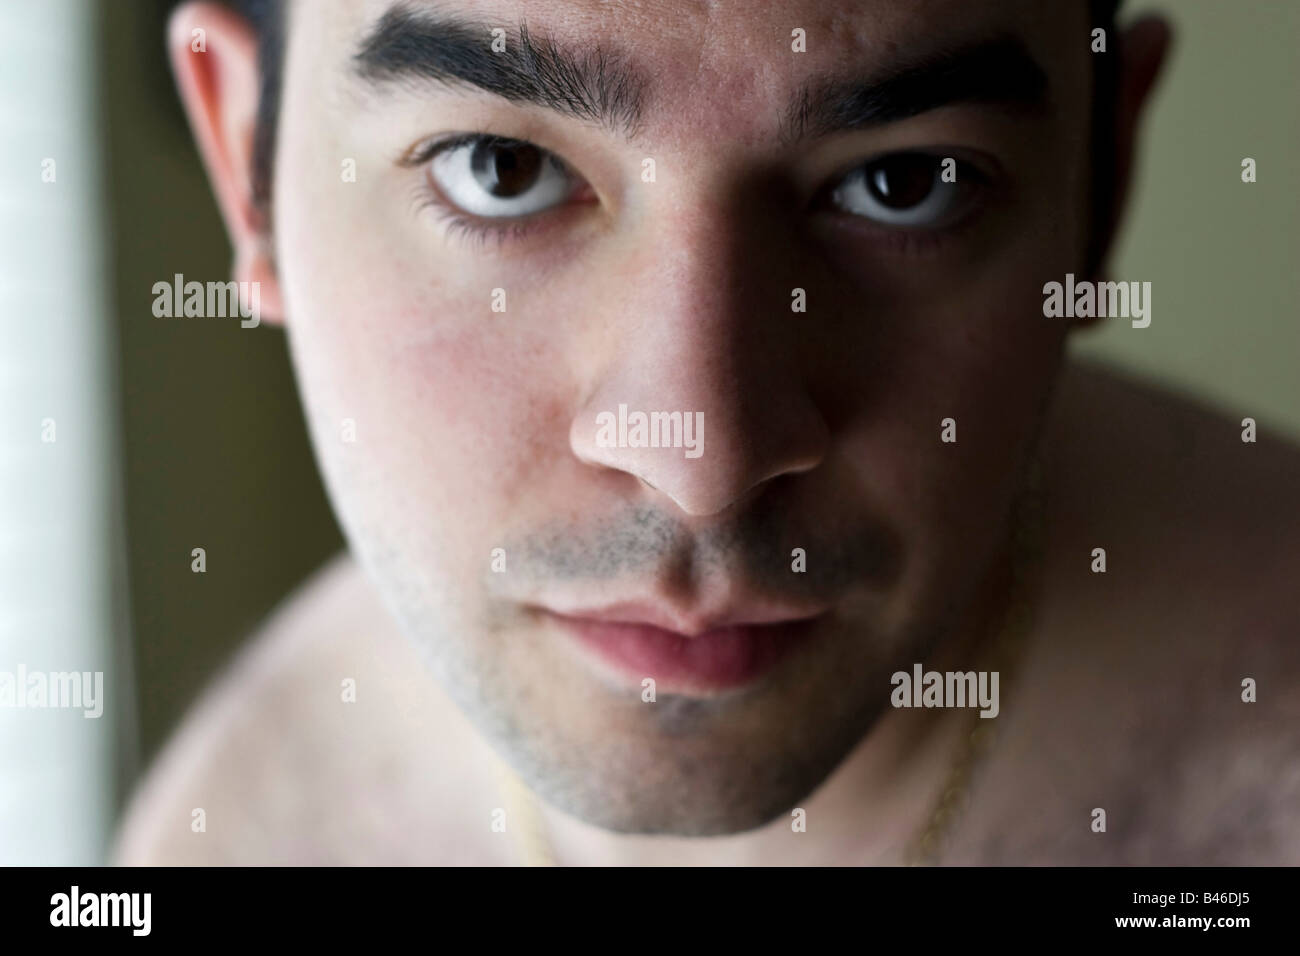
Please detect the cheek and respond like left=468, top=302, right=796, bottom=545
left=277, top=188, right=569, bottom=550
left=825, top=235, right=1068, bottom=576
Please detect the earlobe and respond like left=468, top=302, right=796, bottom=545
left=168, top=1, right=285, bottom=325
left=234, top=238, right=285, bottom=321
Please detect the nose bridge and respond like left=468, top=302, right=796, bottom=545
left=620, top=184, right=800, bottom=396
left=570, top=200, right=828, bottom=517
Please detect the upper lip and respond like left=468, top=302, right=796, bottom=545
left=538, top=599, right=829, bottom=638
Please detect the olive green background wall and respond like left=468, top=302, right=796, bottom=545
left=104, top=1, right=1298, bottom=788
left=105, top=0, right=343, bottom=780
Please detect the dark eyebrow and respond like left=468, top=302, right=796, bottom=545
left=783, top=35, right=1050, bottom=143
left=353, top=7, right=646, bottom=137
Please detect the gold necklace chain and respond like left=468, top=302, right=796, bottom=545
left=501, top=461, right=1044, bottom=867
left=903, top=460, right=1044, bottom=865
left=501, top=761, right=558, bottom=867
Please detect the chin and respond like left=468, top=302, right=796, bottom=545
left=541, top=770, right=809, bottom=837
left=510, top=696, right=878, bottom=838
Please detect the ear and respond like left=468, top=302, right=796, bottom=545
left=1072, top=15, right=1170, bottom=329
left=168, top=2, right=284, bottom=324
left=1096, top=15, right=1173, bottom=267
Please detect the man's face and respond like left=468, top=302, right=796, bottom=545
left=272, top=0, right=1092, bottom=834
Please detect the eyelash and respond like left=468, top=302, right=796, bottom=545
left=815, top=154, right=992, bottom=255
left=851, top=212, right=980, bottom=257
left=411, top=191, right=544, bottom=249
left=403, top=134, right=559, bottom=248
left=403, top=135, right=993, bottom=252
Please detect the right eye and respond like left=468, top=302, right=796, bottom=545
left=426, top=135, right=584, bottom=219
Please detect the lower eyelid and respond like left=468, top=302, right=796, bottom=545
left=443, top=214, right=535, bottom=249
left=820, top=183, right=991, bottom=251
left=413, top=183, right=598, bottom=251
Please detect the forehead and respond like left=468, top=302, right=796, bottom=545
left=299, top=0, right=1092, bottom=141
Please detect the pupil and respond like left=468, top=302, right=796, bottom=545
left=471, top=140, right=544, bottom=197
left=869, top=156, right=936, bottom=209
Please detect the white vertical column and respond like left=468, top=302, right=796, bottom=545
left=0, top=0, right=127, bottom=865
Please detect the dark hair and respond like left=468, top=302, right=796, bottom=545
left=223, top=0, right=1123, bottom=266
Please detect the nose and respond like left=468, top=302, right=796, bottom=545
left=569, top=203, right=829, bottom=517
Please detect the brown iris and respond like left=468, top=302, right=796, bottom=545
left=469, top=139, right=545, bottom=198
left=866, top=155, right=938, bottom=210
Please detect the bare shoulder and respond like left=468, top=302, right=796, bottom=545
left=965, top=359, right=1300, bottom=863
left=1044, top=358, right=1300, bottom=641
left=113, top=554, right=510, bottom=865
left=1048, top=358, right=1300, bottom=526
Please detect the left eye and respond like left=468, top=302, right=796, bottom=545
left=427, top=136, right=580, bottom=218
left=830, top=154, right=965, bottom=227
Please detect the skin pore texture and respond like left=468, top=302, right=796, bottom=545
left=114, top=0, right=1300, bottom=864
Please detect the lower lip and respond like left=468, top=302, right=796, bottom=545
left=550, top=614, right=824, bottom=693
